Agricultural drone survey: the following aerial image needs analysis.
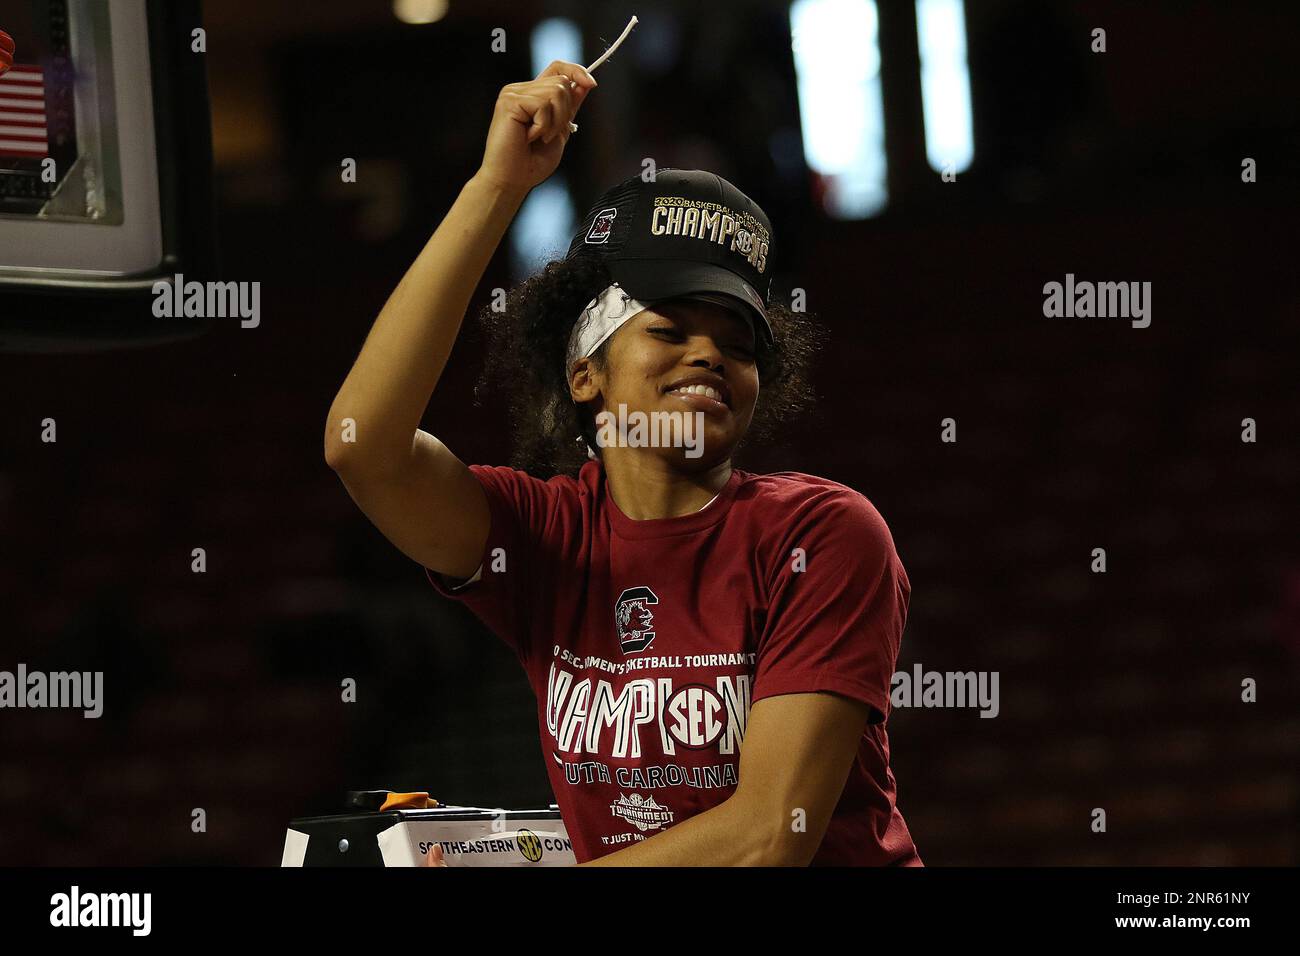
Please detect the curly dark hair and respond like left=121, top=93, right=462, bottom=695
left=473, top=254, right=825, bottom=477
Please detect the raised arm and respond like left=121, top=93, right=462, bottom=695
left=324, top=61, right=597, bottom=578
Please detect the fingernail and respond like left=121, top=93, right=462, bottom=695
left=584, top=69, right=597, bottom=86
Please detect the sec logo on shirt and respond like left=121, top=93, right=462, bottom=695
left=665, top=683, right=726, bottom=749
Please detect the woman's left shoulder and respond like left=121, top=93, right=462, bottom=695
left=740, top=469, right=883, bottom=509
left=738, top=469, right=895, bottom=536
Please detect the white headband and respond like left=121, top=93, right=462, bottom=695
left=564, top=282, right=652, bottom=378
left=564, top=282, right=652, bottom=461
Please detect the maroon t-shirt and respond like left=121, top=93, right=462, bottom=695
left=425, top=459, right=922, bottom=866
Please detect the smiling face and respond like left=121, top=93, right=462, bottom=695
left=569, top=297, right=761, bottom=468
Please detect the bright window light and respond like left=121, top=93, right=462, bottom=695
left=393, top=0, right=448, bottom=26
left=510, top=176, right=575, bottom=281
left=790, top=0, right=888, bottom=218
left=509, top=18, right=582, bottom=278
left=916, top=0, right=974, bottom=174
left=531, top=18, right=583, bottom=76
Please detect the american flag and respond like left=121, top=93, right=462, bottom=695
left=0, top=64, right=48, bottom=158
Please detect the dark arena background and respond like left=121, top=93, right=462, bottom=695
left=0, top=0, right=1296, bottom=895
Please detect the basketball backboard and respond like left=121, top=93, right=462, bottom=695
left=0, top=0, right=214, bottom=294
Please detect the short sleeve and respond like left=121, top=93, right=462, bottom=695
left=751, top=492, right=910, bottom=723
left=424, top=464, right=564, bottom=662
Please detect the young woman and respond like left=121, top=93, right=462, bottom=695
left=325, top=60, right=921, bottom=867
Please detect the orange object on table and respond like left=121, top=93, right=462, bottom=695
left=378, top=792, right=439, bottom=811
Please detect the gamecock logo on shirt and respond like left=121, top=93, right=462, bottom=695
left=615, top=586, right=659, bottom=654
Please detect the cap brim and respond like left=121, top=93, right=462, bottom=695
left=608, top=259, right=773, bottom=346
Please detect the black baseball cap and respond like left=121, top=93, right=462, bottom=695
left=564, top=169, right=775, bottom=347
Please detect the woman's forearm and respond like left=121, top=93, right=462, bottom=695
left=325, top=173, right=528, bottom=474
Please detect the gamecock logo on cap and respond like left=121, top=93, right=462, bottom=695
left=585, top=207, right=618, bottom=244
